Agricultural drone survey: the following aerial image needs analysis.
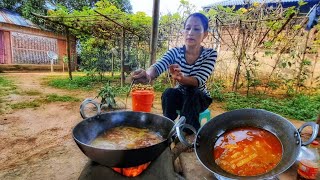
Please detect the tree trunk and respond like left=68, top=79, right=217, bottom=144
left=232, top=25, right=246, bottom=92
left=66, top=27, right=72, bottom=80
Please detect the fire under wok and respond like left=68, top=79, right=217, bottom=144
left=72, top=111, right=176, bottom=168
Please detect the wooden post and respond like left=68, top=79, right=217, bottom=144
left=50, top=58, right=53, bottom=72
left=121, top=28, right=125, bottom=87
left=66, top=28, right=73, bottom=80
left=150, top=0, right=160, bottom=66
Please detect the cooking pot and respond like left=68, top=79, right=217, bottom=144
left=73, top=111, right=179, bottom=168
left=179, top=108, right=319, bottom=180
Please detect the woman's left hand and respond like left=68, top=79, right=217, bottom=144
left=169, top=64, right=183, bottom=81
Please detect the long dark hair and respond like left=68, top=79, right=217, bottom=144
left=184, top=13, right=209, bottom=32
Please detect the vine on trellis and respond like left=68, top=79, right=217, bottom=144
left=202, top=1, right=319, bottom=96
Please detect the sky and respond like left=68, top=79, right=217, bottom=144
left=130, top=0, right=223, bottom=16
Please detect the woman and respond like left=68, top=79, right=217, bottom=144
left=133, top=13, right=217, bottom=133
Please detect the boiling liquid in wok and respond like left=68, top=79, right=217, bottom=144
left=90, top=126, right=164, bottom=150
left=213, top=127, right=282, bottom=176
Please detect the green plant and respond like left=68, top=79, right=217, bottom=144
left=97, top=83, right=117, bottom=109
left=265, top=82, right=278, bottom=92
left=224, top=93, right=320, bottom=121
left=209, top=79, right=226, bottom=102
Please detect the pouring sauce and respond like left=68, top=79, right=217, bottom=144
left=90, top=126, right=164, bottom=150
left=213, top=127, right=283, bottom=176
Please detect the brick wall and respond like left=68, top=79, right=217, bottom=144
left=0, top=22, right=76, bottom=66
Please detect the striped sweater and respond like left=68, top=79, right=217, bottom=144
left=152, top=46, right=217, bottom=96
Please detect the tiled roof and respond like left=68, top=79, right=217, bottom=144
left=0, top=8, right=38, bottom=28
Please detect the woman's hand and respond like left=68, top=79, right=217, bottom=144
left=132, top=69, right=151, bottom=84
left=169, top=64, right=183, bottom=81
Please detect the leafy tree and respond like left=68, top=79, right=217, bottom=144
left=47, top=0, right=132, bottom=13
left=0, top=0, right=47, bottom=26
left=45, top=0, right=150, bottom=81
left=108, top=0, right=132, bottom=13
left=47, top=0, right=98, bottom=10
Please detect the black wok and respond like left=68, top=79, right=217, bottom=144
left=73, top=111, right=175, bottom=168
left=191, top=108, right=318, bottom=180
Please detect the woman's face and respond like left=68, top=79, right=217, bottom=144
left=183, top=16, right=208, bottom=47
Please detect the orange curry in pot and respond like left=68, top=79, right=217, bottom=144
left=213, top=127, right=283, bottom=176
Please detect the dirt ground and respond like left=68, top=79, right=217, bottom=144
left=0, top=72, right=313, bottom=180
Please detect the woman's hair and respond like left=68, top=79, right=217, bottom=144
left=184, top=13, right=209, bottom=32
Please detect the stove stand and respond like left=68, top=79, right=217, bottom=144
left=79, top=148, right=182, bottom=180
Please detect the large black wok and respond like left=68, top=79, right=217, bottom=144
left=192, top=108, right=318, bottom=180
left=73, top=111, right=175, bottom=168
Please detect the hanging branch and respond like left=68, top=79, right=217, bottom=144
left=31, top=12, right=92, bottom=36
left=263, top=18, right=309, bottom=93
left=270, top=13, right=296, bottom=42
left=216, top=17, right=238, bottom=48
left=94, top=10, right=142, bottom=40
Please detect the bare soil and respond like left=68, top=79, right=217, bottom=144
left=0, top=72, right=313, bottom=180
left=0, top=73, right=91, bottom=180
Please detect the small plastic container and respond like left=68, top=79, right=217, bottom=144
left=297, top=141, right=319, bottom=179
left=131, top=90, right=154, bottom=112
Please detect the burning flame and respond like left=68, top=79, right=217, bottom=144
left=112, top=162, right=151, bottom=177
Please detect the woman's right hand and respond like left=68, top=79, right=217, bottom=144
left=132, top=69, right=151, bottom=84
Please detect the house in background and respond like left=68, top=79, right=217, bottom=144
left=0, top=8, right=76, bottom=71
left=203, top=0, right=319, bottom=14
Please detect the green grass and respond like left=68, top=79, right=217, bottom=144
left=10, top=94, right=80, bottom=109
left=0, top=76, right=16, bottom=114
left=46, top=75, right=121, bottom=90
left=0, top=76, right=16, bottom=97
left=10, top=100, right=41, bottom=109
left=20, top=90, right=42, bottom=96
left=45, top=94, right=80, bottom=102
left=224, top=93, right=320, bottom=121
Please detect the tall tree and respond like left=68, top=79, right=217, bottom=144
left=109, top=0, right=132, bottom=13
